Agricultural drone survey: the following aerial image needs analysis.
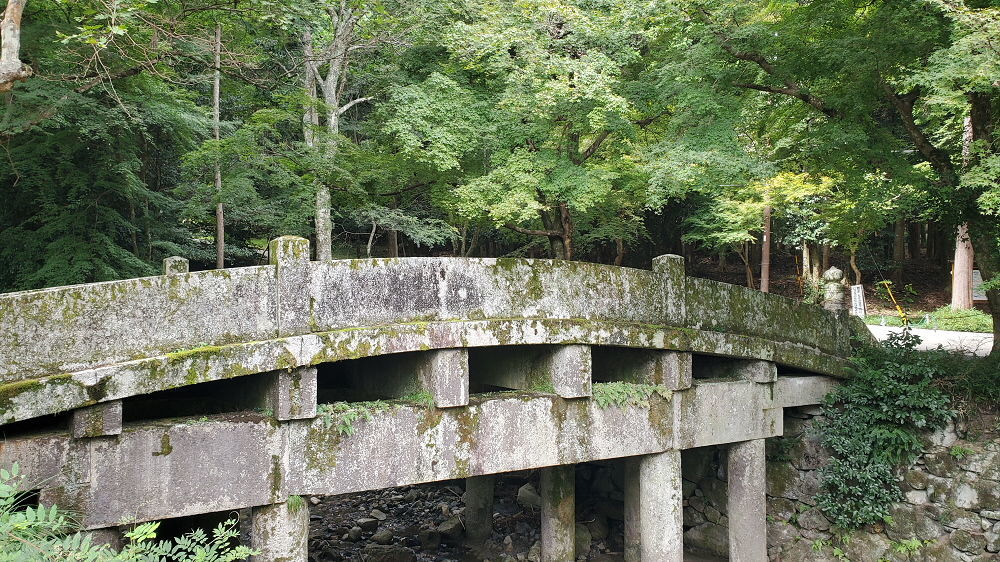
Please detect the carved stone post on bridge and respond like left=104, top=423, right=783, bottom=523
left=163, top=256, right=189, bottom=275
left=822, top=266, right=848, bottom=312
left=624, top=450, right=684, bottom=562
left=250, top=500, right=309, bottom=562
left=540, top=464, right=576, bottom=561
left=727, top=439, right=767, bottom=562
left=270, top=236, right=312, bottom=337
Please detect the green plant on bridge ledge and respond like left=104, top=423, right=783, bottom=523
left=816, top=331, right=953, bottom=530
left=591, top=382, right=671, bottom=408
left=317, top=401, right=394, bottom=436
left=0, top=464, right=258, bottom=560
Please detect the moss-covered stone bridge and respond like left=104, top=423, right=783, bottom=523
left=0, top=236, right=864, bottom=561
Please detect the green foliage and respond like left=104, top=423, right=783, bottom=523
left=949, top=446, right=974, bottom=460
left=816, top=331, right=953, bottom=530
left=591, top=382, right=671, bottom=409
left=316, top=401, right=393, bottom=436
left=0, top=464, right=256, bottom=560
left=874, top=281, right=919, bottom=307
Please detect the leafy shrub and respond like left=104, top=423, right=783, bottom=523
left=0, top=464, right=257, bottom=560
left=817, top=331, right=953, bottom=530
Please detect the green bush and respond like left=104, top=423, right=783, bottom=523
left=817, top=331, right=953, bottom=530
left=0, top=464, right=258, bottom=561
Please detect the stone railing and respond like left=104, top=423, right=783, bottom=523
left=0, top=237, right=862, bottom=425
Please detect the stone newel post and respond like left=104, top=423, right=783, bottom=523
left=821, top=266, right=847, bottom=312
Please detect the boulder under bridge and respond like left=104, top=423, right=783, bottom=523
left=0, top=236, right=866, bottom=561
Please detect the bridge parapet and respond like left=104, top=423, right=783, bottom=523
left=0, top=237, right=862, bottom=425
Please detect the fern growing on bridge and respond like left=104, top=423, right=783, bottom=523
left=0, top=464, right=258, bottom=560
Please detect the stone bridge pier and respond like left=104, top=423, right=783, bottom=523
left=0, top=237, right=865, bottom=560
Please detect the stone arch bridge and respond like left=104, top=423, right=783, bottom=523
left=0, top=236, right=865, bottom=561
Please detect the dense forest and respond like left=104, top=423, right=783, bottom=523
left=0, top=0, right=997, bottom=346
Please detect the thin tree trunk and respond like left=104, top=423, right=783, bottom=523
left=366, top=221, right=377, bottom=258
left=952, top=223, right=975, bottom=310
left=739, top=242, right=756, bottom=289
left=213, top=23, right=224, bottom=269
left=892, top=218, right=905, bottom=286
left=850, top=248, right=862, bottom=285
left=821, top=244, right=830, bottom=272
left=760, top=205, right=772, bottom=293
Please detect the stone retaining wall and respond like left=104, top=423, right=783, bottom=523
left=682, top=408, right=1000, bottom=561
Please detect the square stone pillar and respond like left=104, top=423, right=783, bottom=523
left=727, top=439, right=767, bottom=562
left=540, top=464, right=576, bottom=561
left=269, top=367, right=317, bottom=420
left=624, top=450, right=683, bottom=562
left=70, top=401, right=122, bottom=438
left=250, top=501, right=308, bottom=562
left=464, top=474, right=496, bottom=546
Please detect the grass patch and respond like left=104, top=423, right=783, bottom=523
left=866, top=305, right=993, bottom=333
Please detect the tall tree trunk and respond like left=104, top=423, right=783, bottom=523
left=966, top=93, right=999, bottom=353
left=821, top=243, right=830, bottom=272
left=760, top=205, right=772, bottom=293
left=952, top=224, right=975, bottom=310
left=213, top=23, right=224, bottom=269
left=906, top=222, right=921, bottom=260
left=0, top=0, right=31, bottom=92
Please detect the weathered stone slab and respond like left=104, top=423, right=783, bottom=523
left=674, top=380, right=782, bottom=449
left=292, top=394, right=673, bottom=497
left=78, top=415, right=284, bottom=528
left=773, top=376, right=838, bottom=408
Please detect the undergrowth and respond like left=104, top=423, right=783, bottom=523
left=0, top=464, right=257, bottom=560
left=591, top=381, right=670, bottom=408
left=817, top=331, right=953, bottom=530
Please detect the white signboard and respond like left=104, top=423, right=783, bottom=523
left=850, top=285, right=867, bottom=318
left=973, top=270, right=987, bottom=302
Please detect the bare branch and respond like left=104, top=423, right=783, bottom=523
left=337, top=96, right=372, bottom=115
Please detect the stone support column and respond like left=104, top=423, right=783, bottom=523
left=540, top=464, right=575, bottom=561
left=727, top=439, right=767, bottom=562
left=464, top=474, right=495, bottom=546
left=624, top=451, right=684, bottom=562
left=70, top=401, right=122, bottom=439
left=268, top=366, right=317, bottom=421
left=86, top=527, right=122, bottom=549
left=250, top=501, right=308, bottom=562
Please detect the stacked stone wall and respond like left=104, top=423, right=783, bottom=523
left=682, top=407, right=1000, bottom=561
